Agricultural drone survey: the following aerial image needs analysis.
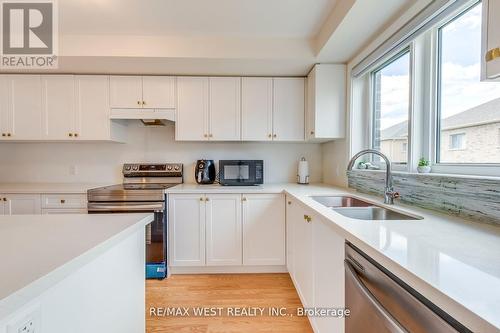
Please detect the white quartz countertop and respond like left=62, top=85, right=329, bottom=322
left=168, top=183, right=500, bottom=332
left=0, top=213, right=153, bottom=321
left=0, top=182, right=110, bottom=194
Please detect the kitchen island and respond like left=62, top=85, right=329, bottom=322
left=0, top=213, right=153, bottom=333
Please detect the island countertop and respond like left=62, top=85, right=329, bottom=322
left=0, top=213, right=153, bottom=321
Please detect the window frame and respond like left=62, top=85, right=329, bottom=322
left=430, top=0, right=500, bottom=175
left=369, top=47, right=414, bottom=171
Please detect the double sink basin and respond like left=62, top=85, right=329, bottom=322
left=311, top=195, right=422, bottom=221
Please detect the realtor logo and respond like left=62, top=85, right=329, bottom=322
left=1, top=0, right=58, bottom=68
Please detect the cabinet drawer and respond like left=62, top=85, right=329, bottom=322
left=41, top=194, right=87, bottom=209
left=42, top=208, right=88, bottom=214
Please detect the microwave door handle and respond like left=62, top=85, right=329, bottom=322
left=344, top=259, right=408, bottom=333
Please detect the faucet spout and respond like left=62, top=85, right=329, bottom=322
left=347, top=149, right=399, bottom=204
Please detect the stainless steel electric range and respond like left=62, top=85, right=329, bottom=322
left=87, top=163, right=183, bottom=279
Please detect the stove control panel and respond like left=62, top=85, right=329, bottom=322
left=123, top=163, right=183, bottom=177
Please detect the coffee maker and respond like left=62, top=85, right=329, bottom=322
left=195, top=159, right=216, bottom=184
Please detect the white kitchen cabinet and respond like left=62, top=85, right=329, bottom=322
left=0, top=194, right=41, bottom=215
left=41, top=193, right=87, bottom=209
left=176, top=77, right=209, bottom=141
left=312, top=214, right=345, bottom=333
left=169, top=194, right=206, bottom=266
left=41, top=75, right=75, bottom=140
left=142, top=76, right=176, bottom=109
left=288, top=198, right=314, bottom=307
left=273, top=78, right=305, bottom=141
left=482, top=0, right=500, bottom=80
left=1, top=75, right=42, bottom=140
left=109, top=76, right=143, bottom=108
left=209, top=77, right=241, bottom=141
left=110, top=76, right=176, bottom=109
left=75, top=75, right=109, bottom=140
left=307, top=64, right=346, bottom=141
left=242, top=194, right=285, bottom=265
left=206, top=194, right=242, bottom=266
left=241, top=77, right=273, bottom=141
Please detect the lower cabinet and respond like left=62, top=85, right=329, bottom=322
left=169, top=193, right=286, bottom=269
left=286, top=196, right=345, bottom=333
left=0, top=194, right=41, bottom=215
left=168, top=194, right=206, bottom=266
left=242, top=194, right=285, bottom=265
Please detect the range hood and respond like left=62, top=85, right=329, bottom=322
left=110, top=108, right=176, bottom=126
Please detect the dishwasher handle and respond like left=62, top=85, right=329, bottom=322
left=345, top=259, right=408, bottom=333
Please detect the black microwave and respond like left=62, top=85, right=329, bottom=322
left=218, top=160, right=263, bottom=186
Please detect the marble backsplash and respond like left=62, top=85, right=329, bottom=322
left=347, top=170, right=500, bottom=225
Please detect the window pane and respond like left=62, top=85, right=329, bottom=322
left=373, top=52, right=410, bottom=165
left=438, top=3, right=500, bottom=164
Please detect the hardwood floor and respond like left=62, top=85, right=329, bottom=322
left=146, top=273, right=313, bottom=333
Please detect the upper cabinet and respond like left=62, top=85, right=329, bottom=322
left=110, top=76, right=176, bottom=109
left=0, top=74, right=124, bottom=142
left=241, top=77, right=305, bottom=141
left=0, top=75, right=42, bottom=141
left=176, top=77, right=241, bottom=141
left=307, top=64, right=346, bottom=141
left=482, top=0, right=500, bottom=81
left=273, top=78, right=305, bottom=141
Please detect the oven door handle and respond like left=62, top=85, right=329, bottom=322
left=88, top=203, right=165, bottom=212
left=344, top=259, right=408, bottom=333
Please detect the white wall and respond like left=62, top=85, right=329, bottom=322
left=0, top=122, right=323, bottom=184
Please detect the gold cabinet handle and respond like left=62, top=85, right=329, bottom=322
left=486, top=47, right=500, bottom=62
left=310, top=131, right=315, bottom=135
left=204, top=134, right=208, bottom=138
left=303, top=214, right=312, bottom=223
left=273, top=134, right=277, bottom=138
left=142, top=101, right=146, bottom=105
left=7, top=133, right=11, bottom=137
left=69, top=133, right=73, bottom=137
left=242, top=197, right=247, bottom=202
left=268, top=134, right=272, bottom=138
left=205, top=197, right=210, bottom=202
left=288, top=201, right=292, bottom=205
left=74, top=133, right=79, bottom=137
left=137, top=101, right=141, bottom=105
left=3, top=198, right=6, bottom=202
left=209, top=134, right=213, bottom=138
left=60, top=199, right=66, bottom=204
left=1, top=133, right=5, bottom=137
left=199, top=197, right=204, bottom=201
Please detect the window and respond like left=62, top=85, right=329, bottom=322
left=372, top=51, right=411, bottom=166
left=449, top=133, right=465, bottom=150
left=437, top=2, right=500, bottom=164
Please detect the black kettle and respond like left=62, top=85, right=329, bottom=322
left=195, top=160, right=216, bottom=184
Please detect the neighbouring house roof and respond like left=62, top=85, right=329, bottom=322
left=381, top=97, right=500, bottom=140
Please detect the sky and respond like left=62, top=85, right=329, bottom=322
left=378, top=3, right=500, bottom=130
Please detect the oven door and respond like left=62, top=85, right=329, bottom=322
left=88, top=201, right=168, bottom=279
left=219, top=160, right=263, bottom=185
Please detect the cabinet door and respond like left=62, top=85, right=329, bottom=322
left=0, top=76, right=9, bottom=137
left=312, top=216, right=345, bottom=333
left=75, top=76, right=110, bottom=140
left=291, top=201, right=313, bottom=307
left=169, top=194, right=206, bottom=266
left=273, top=78, right=305, bottom=141
left=205, top=194, right=242, bottom=266
left=3, top=194, right=41, bottom=215
left=242, top=194, right=285, bottom=266
left=209, top=77, right=241, bottom=141
left=484, top=0, right=500, bottom=80
left=109, top=76, right=143, bottom=108
left=241, top=77, right=273, bottom=141
left=142, top=76, right=176, bottom=109
left=176, top=77, right=209, bottom=141
left=8, top=75, right=42, bottom=140
left=41, top=75, right=75, bottom=140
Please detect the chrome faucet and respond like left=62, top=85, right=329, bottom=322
left=347, top=149, right=400, bottom=205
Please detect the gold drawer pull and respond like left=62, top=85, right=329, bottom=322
left=3, top=198, right=6, bottom=202
left=137, top=101, right=141, bottom=105
left=60, top=199, right=66, bottom=204
left=303, top=214, right=312, bottom=223
left=486, top=47, right=500, bottom=62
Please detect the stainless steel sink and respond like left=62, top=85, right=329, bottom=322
left=311, top=195, right=373, bottom=208
left=311, top=195, right=422, bottom=221
left=332, top=207, right=422, bottom=220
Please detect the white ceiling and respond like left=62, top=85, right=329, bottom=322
left=60, top=0, right=338, bottom=38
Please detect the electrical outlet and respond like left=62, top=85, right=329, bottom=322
left=7, top=305, right=40, bottom=333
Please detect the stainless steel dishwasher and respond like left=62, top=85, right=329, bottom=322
left=345, top=243, right=472, bottom=333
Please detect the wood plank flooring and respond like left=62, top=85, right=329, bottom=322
left=146, top=273, right=313, bottom=333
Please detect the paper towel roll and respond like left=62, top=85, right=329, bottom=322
left=298, top=157, right=309, bottom=184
